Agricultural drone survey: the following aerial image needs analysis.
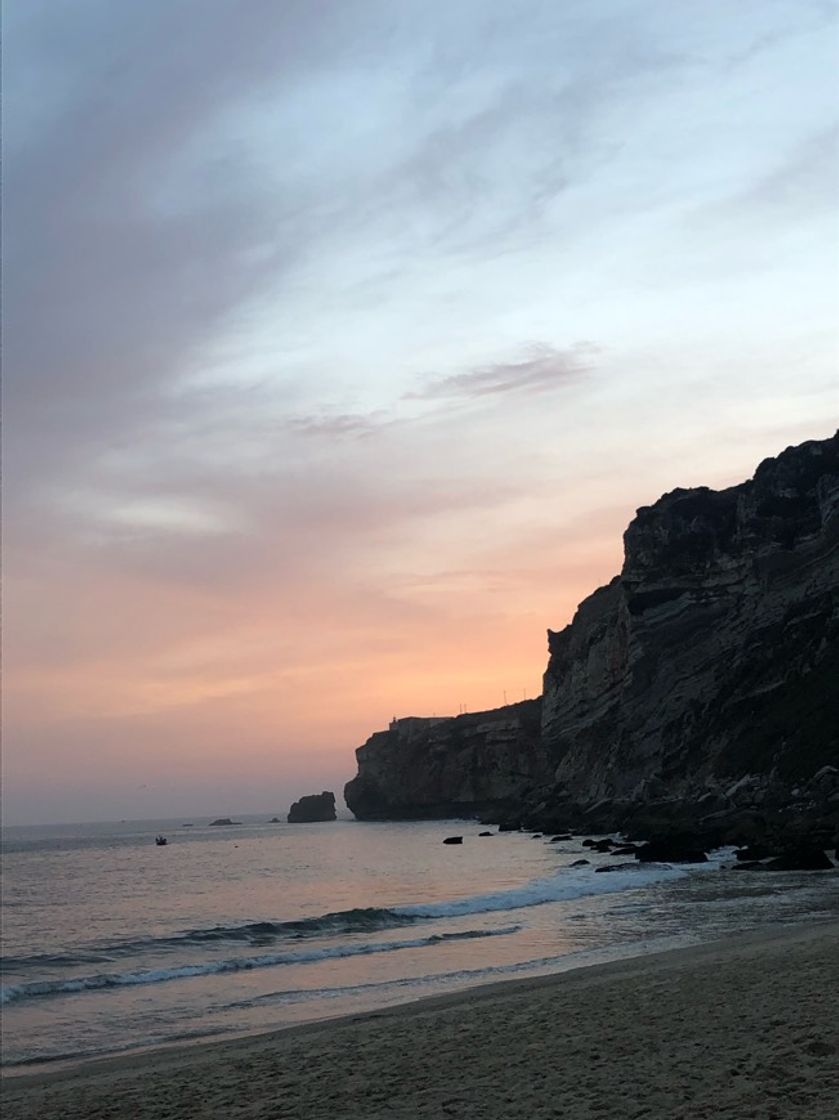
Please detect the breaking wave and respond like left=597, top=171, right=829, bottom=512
left=0, top=927, right=519, bottom=1006
left=393, top=861, right=689, bottom=920
left=1, top=862, right=698, bottom=1007
left=3, top=862, right=687, bottom=971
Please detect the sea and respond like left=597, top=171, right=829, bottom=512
left=2, top=815, right=838, bottom=1073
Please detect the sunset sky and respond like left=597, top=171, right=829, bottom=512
left=3, top=0, right=838, bottom=824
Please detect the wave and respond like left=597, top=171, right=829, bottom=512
left=1, top=949, right=119, bottom=971
left=393, top=861, right=689, bottom=921
left=0, top=926, right=520, bottom=1006
left=180, top=907, right=420, bottom=943
left=0, top=908, right=421, bottom=972
left=2, top=862, right=692, bottom=976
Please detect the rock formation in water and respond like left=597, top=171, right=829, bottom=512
left=344, top=432, right=839, bottom=838
left=287, top=791, right=337, bottom=823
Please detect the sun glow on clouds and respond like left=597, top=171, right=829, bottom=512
left=3, top=0, right=838, bottom=822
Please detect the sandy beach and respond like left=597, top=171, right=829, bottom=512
left=4, top=921, right=837, bottom=1120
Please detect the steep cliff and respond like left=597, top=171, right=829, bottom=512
left=542, top=431, right=838, bottom=812
left=345, top=432, right=838, bottom=827
left=344, top=701, right=546, bottom=820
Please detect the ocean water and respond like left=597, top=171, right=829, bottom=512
left=2, top=816, right=838, bottom=1072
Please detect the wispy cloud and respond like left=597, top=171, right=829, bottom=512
left=288, top=411, right=394, bottom=439
left=406, top=343, right=596, bottom=401
left=4, top=0, right=837, bottom=822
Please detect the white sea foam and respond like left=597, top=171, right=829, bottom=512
left=394, top=861, right=690, bottom=920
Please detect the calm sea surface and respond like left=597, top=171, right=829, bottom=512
left=2, top=816, right=838, bottom=1072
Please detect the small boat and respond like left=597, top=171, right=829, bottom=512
left=155, top=835, right=168, bottom=846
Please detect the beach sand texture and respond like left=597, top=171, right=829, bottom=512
left=4, top=922, right=837, bottom=1120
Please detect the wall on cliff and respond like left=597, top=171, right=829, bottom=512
left=344, top=700, right=546, bottom=820
left=542, top=431, right=839, bottom=806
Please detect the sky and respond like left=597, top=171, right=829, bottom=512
left=3, top=0, right=838, bottom=825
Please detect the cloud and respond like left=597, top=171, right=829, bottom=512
left=702, top=124, right=839, bottom=222
left=406, top=343, right=596, bottom=401
left=4, top=0, right=838, bottom=822
left=287, top=411, right=394, bottom=439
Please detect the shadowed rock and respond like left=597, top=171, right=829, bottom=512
left=764, top=847, right=833, bottom=871
left=344, top=703, right=545, bottom=821
left=635, top=837, right=708, bottom=864
left=287, top=792, right=336, bottom=823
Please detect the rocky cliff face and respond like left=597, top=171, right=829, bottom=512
left=344, top=701, right=546, bottom=820
left=345, top=432, right=838, bottom=829
left=541, top=431, right=838, bottom=816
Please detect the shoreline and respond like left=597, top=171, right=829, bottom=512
left=0, top=925, right=707, bottom=1079
left=4, top=918, right=838, bottom=1118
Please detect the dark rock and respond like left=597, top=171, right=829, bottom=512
left=579, top=798, right=621, bottom=831
left=696, top=809, right=768, bottom=847
left=287, top=792, right=336, bottom=824
left=696, top=791, right=731, bottom=814
left=344, top=701, right=546, bottom=820
left=764, top=847, right=833, bottom=871
left=733, top=860, right=767, bottom=870
left=569, top=859, right=590, bottom=867
left=498, top=821, right=522, bottom=832
left=549, top=834, right=573, bottom=842
left=531, top=833, right=543, bottom=839
left=591, top=838, right=615, bottom=852
left=582, top=839, right=596, bottom=848
left=735, top=844, right=774, bottom=861
left=809, top=765, right=839, bottom=794
left=343, top=434, right=839, bottom=833
left=635, top=836, right=708, bottom=863
left=594, top=862, right=639, bottom=873
left=611, top=844, right=640, bottom=856
left=209, top=818, right=241, bottom=826
left=542, top=433, right=839, bottom=822
left=478, top=831, right=494, bottom=837
left=443, top=836, right=463, bottom=845
left=268, top=817, right=282, bottom=823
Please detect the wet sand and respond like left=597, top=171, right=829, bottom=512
left=4, top=921, right=838, bottom=1120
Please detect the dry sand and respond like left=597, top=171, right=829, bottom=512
left=3, top=921, right=838, bottom=1120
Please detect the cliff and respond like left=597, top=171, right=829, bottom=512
left=345, top=432, right=839, bottom=831
left=344, top=701, right=546, bottom=820
left=540, top=431, right=838, bottom=825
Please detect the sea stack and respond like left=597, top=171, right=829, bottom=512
left=287, top=791, right=337, bottom=823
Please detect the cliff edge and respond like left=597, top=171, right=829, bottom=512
left=344, top=701, right=545, bottom=820
left=344, top=432, right=839, bottom=831
left=540, top=431, right=838, bottom=825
